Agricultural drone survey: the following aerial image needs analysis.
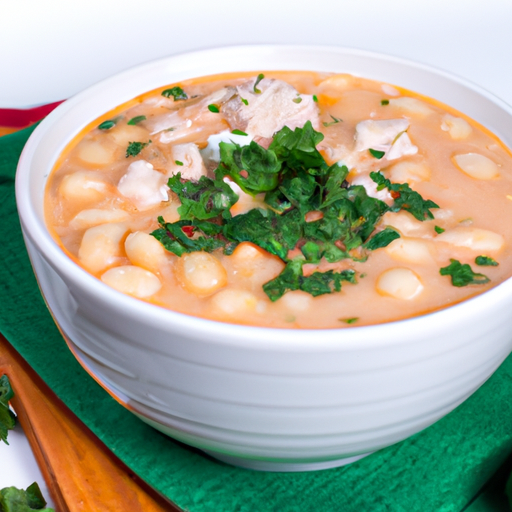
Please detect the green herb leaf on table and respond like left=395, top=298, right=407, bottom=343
left=125, top=140, right=151, bottom=158
left=0, top=482, right=55, bottom=512
left=475, top=255, right=499, bottom=266
left=440, top=259, right=490, bottom=287
left=0, top=375, right=15, bottom=445
left=161, top=86, right=188, bottom=100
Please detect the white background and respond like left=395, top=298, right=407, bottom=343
left=0, top=0, right=511, bottom=507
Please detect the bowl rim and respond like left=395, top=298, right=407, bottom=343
left=15, top=43, right=512, bottom=349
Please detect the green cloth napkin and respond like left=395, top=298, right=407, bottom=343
left=2, top=125, right=512, bottom=512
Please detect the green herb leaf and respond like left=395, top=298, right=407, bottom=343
left=0, top=375, right=15, bottom=445
left=435, top=225, right=445, bottom=234
left=253, top=73, right=265, bottom=94
left=313, top=95, right=318, bottom=102
left=231, top=129, right=248, bottom=136
left=370, top=171, right=439, bottom=221
left=241, top=98, right=249, bottom=106
left=363, top=227, right=400, bottom=250
left=127, top=115, right=146, bottom=125
left=262, top=259, right=356, bottom=301
left=125, top=140, right=151, bottom=158
left=216, top=141, right=281, bottom=195
left=340, top=317, right=359, bottom=324
left=151, top=217, right=227, bottom=257
left=440, top=259, right=490, bottom=287
left=0, top=482, right=55, bottom=511
left=208, top=104, right=220, bottom=113
left=98, top=119, right=117, bottom=130
left=161, top=86, right=188, bottom=100
left=322, top=115, right=342, bottom=127
left=475, top=255, right=499, bottom=266
left=167, top=173, right=238, bottom=221
left=293, top=96, right=303, bottom=104
left=381, top=99, right=389, bottom=106
left=369, top=148, right=386, bottom=159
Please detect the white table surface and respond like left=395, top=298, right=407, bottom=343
left=1, top=0, right=512, bottom=506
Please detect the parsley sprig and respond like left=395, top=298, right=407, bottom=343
left=152, top=122, right=442, bottom=301
left=440, top=259, right=490, bottom=287
left=0, top=375, right=15, bottom=445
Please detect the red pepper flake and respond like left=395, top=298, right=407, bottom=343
left=182, top=226, right=195, bottom=237
left=239, top=170, right=249, bottom=179
left=391, top=191, right=401, bottom=199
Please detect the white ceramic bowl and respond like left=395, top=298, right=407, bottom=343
left=15, top=45, right=512, bottom=471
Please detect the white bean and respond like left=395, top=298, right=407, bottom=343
left=76, top=139, right=117, bottom=165
left=109, top=124, right=149, bottom=147
left=389, top=161, right=431, bottom=183
left=376, top=268, right=424, bottom=300
left=230, top=242, right=285, bottom=282
left=101, top=265, right=161, bottom=298
left=441, top=114, right=472, bottom=140
left=125, top=231, right=166, bottom=273
left=78, top=223, right=128, bottom=273
left=453, top=153, right=499, bottom=180
left=436, top=226, right=504, bottom=252
left=380, top=211, right=431, bottom=237
left=70, top=208, right=130, bottom=229
left=59, top=171, right=109, bottom=205
left=209, top=289, right=260, bottom=317
left=389, top=97, right=433, bottom=117
left=176, top=252, right=227, bottom=296
left=280, top=290, right=313, bottom=312
left=385, top=238, right=434, bottom=264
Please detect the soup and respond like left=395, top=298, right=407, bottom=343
left=44, top=71, right=512, bottom=328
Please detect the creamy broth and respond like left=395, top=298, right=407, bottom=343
left=45, top=71, right=512, bottom=328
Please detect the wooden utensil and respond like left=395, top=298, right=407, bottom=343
left=0, top=334, right=181, bottom=512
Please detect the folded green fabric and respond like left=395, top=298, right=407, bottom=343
left=2, top=125, right=512, bottom=512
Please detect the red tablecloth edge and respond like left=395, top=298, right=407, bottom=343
left=0, top=101, right=64, bottom=128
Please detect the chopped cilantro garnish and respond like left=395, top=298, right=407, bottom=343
left=381, top=99, right=389, bottom=106
left=208, top=104, right=220, bottom=113
left=293, top=96, right=303, bottom=104
left=175, top=160, right=183, bottom=166
left=313, top=95, right=318, bottom=102
left=162, top=86, right=188, bottom=100
left=340, top=317, right=359, bottom=324
left=98, top=119, right=117, bottom=130
left=167, top=173, right=238, bottom=221
left=435, top=225, right=445, bottom=234
left=440, top=259, right=490, bottom=287
left=363, top=227, right=400, bottom=250
left=369, top=148, right=386, bottom=159
left=127, top=115, right=146, bottom=125
left=152, top=122, right=444, bottom=301
left=370, top=171, right=439, bottom=221
left=0, top=375, right=15, bottom=445
left=125, top=140, right=151, bottom=158
left=241, top=98, right=249, bottom=106
left=323, top=115, right=342, bottom=127
left=253, top=73, right=265, bottom=94
left=231, top=129, right=248, bottom=136
left=475, top=255, right=498, bottom=266
left=0, top=482, right=54, bottom=511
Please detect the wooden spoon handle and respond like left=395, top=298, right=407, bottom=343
left=0, top=334, right=180, bottom=512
